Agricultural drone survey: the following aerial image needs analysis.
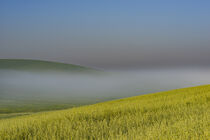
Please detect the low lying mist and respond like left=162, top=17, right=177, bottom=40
left=1, top=68, right=210, bottom=103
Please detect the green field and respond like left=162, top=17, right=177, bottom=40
left=0, top=59, right=98, bottom=73
left=0, top=97, right=112, bottom=114
left=0, top=85, right=209, bottom=139
left=0, top=99, right=78, bottom=114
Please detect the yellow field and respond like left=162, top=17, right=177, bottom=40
left=0, top=85, right=210, bottom=140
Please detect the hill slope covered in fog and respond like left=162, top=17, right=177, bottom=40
left=0, top=85, right=209, bottom=139
left=0, top=59, right=102, bottom=113
left=0, top=59, right=97, bottom=73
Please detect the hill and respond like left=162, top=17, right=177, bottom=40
left=0, top=59, right=97, bottom=73
left=0, top=85, right=209, bottom=139
left=0, top=59, right=103, bottom=113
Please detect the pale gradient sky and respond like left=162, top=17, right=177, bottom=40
left=0, top=0, right=210, bottom=69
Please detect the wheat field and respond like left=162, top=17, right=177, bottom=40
left=0, top=85, right=209, bottom=140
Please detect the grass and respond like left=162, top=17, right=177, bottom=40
left=0, top=99, right=78, bottom=114
left=0, top=97, right=114, bottom=114
left=0, top=113, right=33, bottom=120
left=0, top=85, right=209, bottom=139
left=0, top=59, right=98, bottom=73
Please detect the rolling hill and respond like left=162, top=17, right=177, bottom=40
left=0, top=59, right=97, bottom=73
left=0, top=59, right=103, bottom=113
left=0, top=85, right=209, bottom=139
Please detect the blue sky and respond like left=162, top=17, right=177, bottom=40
left=0, top=0, right=210, bottom=69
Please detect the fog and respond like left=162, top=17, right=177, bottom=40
left=1, top=68, right=210, bottom=102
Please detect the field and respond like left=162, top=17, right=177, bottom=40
left=0, top=97, right=112, bottom=114
left=0, top=99, right=78, bottom=114
left=0, top=85, right=209, bottom=139
left=0, top=59, right=97, bottom=73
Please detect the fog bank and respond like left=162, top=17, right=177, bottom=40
left=1, top=68, right=210, bottom=102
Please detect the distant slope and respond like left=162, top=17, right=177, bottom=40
left=0, top=85, right=209, bottom=139
left=0, top=59, right=102, bottom=112
left=0, top=59, right=98, bottom=73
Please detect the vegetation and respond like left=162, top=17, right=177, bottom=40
left=0, top=113, right=32, bottom=120
left=0, top=59, right=98, bottom=73
left=0, top=97, right=110, bottom=114
left=0, top=99, right=77, bottom=114
left=0, top=85, right=209, bottom=139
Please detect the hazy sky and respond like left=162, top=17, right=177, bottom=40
left=0, top=0, right=210, bottom=69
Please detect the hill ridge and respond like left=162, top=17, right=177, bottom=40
left=0, top=59, right=97, bottom=73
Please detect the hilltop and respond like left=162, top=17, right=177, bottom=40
left=0, top=59, right=98, bottom=73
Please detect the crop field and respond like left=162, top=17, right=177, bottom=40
left=0, top=85, right=209, bottom=140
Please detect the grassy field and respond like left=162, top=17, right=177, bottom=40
left=0, top=99, right=78, bottom=114
left=0, top=59, right=98, bottom=73
left=0, top=113, right=33, bottom=120
left=0, top=97, right=111, bottom=114
left=0, top=85, right=209, bottom=139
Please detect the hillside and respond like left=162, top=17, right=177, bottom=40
left=0, top=59, right=97, bottom=73
left=0, top=85, right=209, bottom=139
left=0, top=59, right=103, bottom=113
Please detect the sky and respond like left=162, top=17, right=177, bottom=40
left=0, top=0, right=210, bottom=69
